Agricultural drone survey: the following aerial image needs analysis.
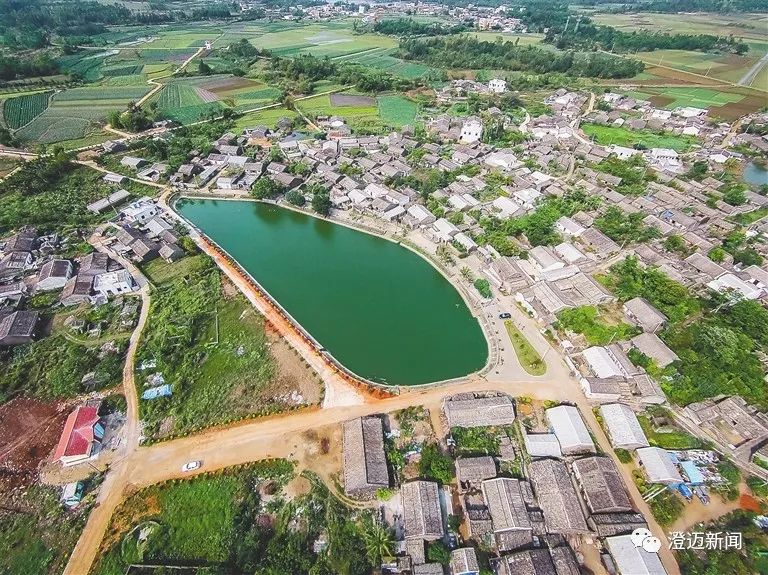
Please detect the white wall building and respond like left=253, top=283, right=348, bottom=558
left=488, top=78, right=507, bottom=93
left=460, top=118, right=483, bottom=144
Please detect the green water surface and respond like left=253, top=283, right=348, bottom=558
left=176, top=199, right=488, bottom=385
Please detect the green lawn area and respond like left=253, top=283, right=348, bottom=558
left=622, top=86, right=745, bottom=110
left=504, top=320, right=546, bottom=376
left=637, top=414, right=708, bottom=450
left=582, top=122, right=697, bottom=152
left=555, top=305, right=639, bottom=346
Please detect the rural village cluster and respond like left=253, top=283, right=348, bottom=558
left=0, top=2, right=767, bottom=575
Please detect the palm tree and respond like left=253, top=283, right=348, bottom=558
left=361, top=516, right=394, bottom=566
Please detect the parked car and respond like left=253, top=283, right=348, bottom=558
left=499, top=312, right=512, bottom=319
left=181, top=460, right=202, bottom=472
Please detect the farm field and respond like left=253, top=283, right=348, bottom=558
left=233, top=106, right=297, bottom=131
left=1, top=91, right=52, bottom=130
left=16, top=85, right=151, bottom=144
left=378, top=94, right=419, bottom=126
left=590, top=12, right=768, bottom=87
left=581, top=123, right=698, bottom=152
left=633, top=49, right=764, bottom=84
left=618, top=86, right=762, bottom=121
left=299, top=92, right=379, bottom=123
left=149, top=75, right=282, bottom=124
left=590, top=11, right=768, bottom=43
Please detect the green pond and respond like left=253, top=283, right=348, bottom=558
left=176, top=199, right=488, bottom=385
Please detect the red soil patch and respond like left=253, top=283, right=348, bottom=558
left=0, top=397, right=69, bottom=490
left=648, top=95, right=676, bottom=107
left=205, top=77, right=257, bottom=94
left=714, top=94, right=766, bottom=121
left=740, top=493, right=762, bottom=513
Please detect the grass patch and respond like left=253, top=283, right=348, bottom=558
left=504, top=320, right=546, bottom=376
left=136, top=256, right=282, bottom=440
left=0, top=485, right=90, bottom=575
left=451, top=425, right=514, bottom=457
left=582, top=122, right=697, bottom=152
left=555, top=305, right=639, bottom=346
left=93, top=460, right=295, bottom=575
left=637, top=413, right=707, bottom=450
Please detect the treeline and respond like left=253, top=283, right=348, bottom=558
left=0, top=53, right=59, bottom=81
left=0, top=0, right=172, bottom=48
left=267, top=54, right=416, bottom=94
left=0, top=152, right=74, bottom=198
left=550, top=22, right=749, bottom=54
left=374, top=18, right=467, bottom=36
left=397, top=36, right=644, bottom=78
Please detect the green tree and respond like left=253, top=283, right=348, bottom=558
left=418, top=443, right=454, bottom=484
left=310, top=187, right=331, bottom=216
left=285, top=189, right=306, bottom=206
left=360, top=516, right=394, bottom=565
left=251, top=177, right=285, bottom=199
left=427, top=540, right=451, bottom=565
left=708, top=246, right=726, bottom=263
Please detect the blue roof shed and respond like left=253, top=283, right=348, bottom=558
left=680, top=460, right=704, bottom=485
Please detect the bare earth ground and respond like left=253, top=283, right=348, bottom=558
left=264, top=322, right=323, bottom=407
left=0, top=397, right=69, bottom=491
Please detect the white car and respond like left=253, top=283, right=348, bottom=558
left=181, top=460, right=202, bottom=472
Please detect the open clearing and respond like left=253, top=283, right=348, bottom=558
left=582, top=123, right=698, bottom=152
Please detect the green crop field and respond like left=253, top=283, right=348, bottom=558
left=299, top=93, right=379, bottom=120
left=16, top=85, right=150, bottom=144
left=2, top=91, right=52, bottom=129
left=582, top=123, right=698, bottom=152
left=622, top=86, right=746, bottom=110
left=378, top=95, right=418, bottom=126
left=233, top=106, right=296, bottom=131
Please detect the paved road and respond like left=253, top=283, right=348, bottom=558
left=738, top=50, right=768, bottom=87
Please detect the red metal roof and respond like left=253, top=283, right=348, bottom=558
left=53, top=406, right=100, bottom=461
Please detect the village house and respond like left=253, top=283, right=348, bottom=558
left=456, top=456, right=497, bottom=490
left=571, top=456, right=633, bottom=514
left=636, top=447, right=683, bottom=484
left=481, top=477, right=534, bottom=552
left=401, top=480, right=444, bottom=540
left=622, top=297, right=667, bottom=333
left=528, top=459, right=589, bottom=534
left=342, top=416, right=389, bottom=498
left=605, top=534, right=667, bottom=575
left=443, top=393, right=516, bottom=428
left=53, top=404, right=104, bottom=466
left=599, top=403, right=649, bottom=450
left=0, top=310, right=38, bottom=345
left=450, top=547, right=480, bottom=575
left=36, top=259, right=73, bottom=291
left=545, top=405, right=595, bottom=455
left=629, top=332, right=679, bottom=367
